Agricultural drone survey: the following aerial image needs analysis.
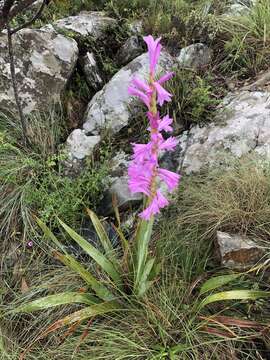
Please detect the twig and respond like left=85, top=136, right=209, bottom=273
left=6, top=22, right=29, bottom=145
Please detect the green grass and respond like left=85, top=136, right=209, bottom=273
left=177, top=156, right=270, bottom=241
left=2, top=214, right=269, bottom=359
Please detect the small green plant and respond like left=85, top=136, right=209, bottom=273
left=165, top=67, right=221, bottom=129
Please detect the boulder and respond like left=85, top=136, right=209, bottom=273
left=116, top=36, right=144, bottom=66
left=53, top=11, right=116, bottom=40
left=176, top=43, right=212, bottom=69
left=80, top=52, right=104, bottom=90
left=0, top=25, right=78, bottom=114
left=66, top=129, right=100, bottom=161
left=178, top=91, right=270, bottom=174
left=98, top=151, right=143, bottom=216
left=216, top=231, right=264, bottom=269
left=83, top=51, right=175, bottom=135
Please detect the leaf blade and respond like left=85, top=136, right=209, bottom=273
left=14, top=292, right=98, bottom=313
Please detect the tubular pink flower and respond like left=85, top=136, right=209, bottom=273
left=128, top=86, right=150, bottom=108
left=143, top=35, right=162, bottom=75
left=158, top=168, right=180, bottom=192
left=158, top=72, right=174, bottom=85
left=158, top=115, right=173, bottom=132
left=159, top=137, right=178, bottom=151
left=154, top=82, right=172, bottom=106
left=139, top=190, right=169, bottom=220
left=131, top=77, right=151, bottom=93
left=132, top=143, right=152, bottom=162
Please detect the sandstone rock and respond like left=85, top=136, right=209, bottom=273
left=54, top=11, right=116, bottom=40
left=81, top=52, right=104, bottom=90
left=0, top=25, right=78, bottom=114
left=176, top=43, right=212, bottom=69
left=83, top=51, right=175, bottom=135
left=216, top=231, right=264, bottom=269
left=178, top=91, right=270, bottom=174
left=66, top=129, right=100, bottom=161
left=116, top=36, right=144, bottom=66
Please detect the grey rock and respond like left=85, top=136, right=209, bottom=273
left=178, top=91, right=270, bottom=174
left=83, top=51, right=175, bottom=135
left=0, top=25, right=78, bottom=114
left=81, top=52, right=104, bottom=90
left=216, top=231, right=264, bottom=269
left=116, top=36, right=144, bottom=66
left=99, top=176, right=143, bottom=216
left=176, top=43, right=212, bottom=69
left=224, top=0, right=257, bottom=16
left=54, top=11, right=116, bottom=39
left=66, top=129, right=100, bottom=160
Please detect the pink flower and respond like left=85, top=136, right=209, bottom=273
left=158, top=72, right=174, bottom=85
left=158, top=168, right=180, bottom=192
left=143, top=35, right=162, bottom=75
left=158, top=115, right=173, bottom=132
left=159, top=137, right=178, bottom=151
left=154, top=81, right=172, bottom=106
left=139, top=190, right=169, bottom=220
left=128, top=86, right=150, bottom=108
left=132, top=143, right=152, bottom=162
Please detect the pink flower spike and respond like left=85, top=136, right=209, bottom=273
left=158, top=168, right=180, bottom=191
left=158, top=115, right=173, bottom=132
left=154, top=82, right=172, bottom=106
left=128, top=86, right=150, bottom=108
left=143, top=35, right=162, bottom=75
left=160, top=137, right=178, bottom=151
left=158, top=72, right=174, bottom=85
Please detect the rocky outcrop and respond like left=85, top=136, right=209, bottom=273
left=53, top=11, right=117, bottom=40
left=66, top=129, right=100, bottom=161
left=0, top=25, right=78, bottom=114
left=178, top=91, right=270, bottom=174
left=83, top=51, right=175, bottom=135
left=216, top=231, right=264, bottom=269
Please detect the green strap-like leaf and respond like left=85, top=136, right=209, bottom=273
left=36, top=217, right=66, bottom=253
left=136, top=257, right=155, bottom=298
left=44, top=300, right=121, bottom=333
left=56, top=252, right=115, bottom=301
left=86, top=209, right=114, bottom=255
left=200, top=290, right=270, bottom=309
left=58, top=219, right=122, bottom=288
left=134, top=218, right=154, bottom=294
left=14, top=292, right=98, bottom=313
left=199, top=273, right=242, bottom=295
